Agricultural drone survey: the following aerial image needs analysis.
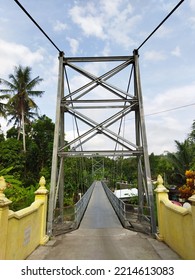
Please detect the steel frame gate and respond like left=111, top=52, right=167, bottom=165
left=47, top=50, right=156, bottom=236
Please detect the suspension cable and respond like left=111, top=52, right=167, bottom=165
left=137, top=0, right=185, bottom=51
left=14, top=0, right=62, bottom=53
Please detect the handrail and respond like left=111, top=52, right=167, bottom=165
left=102, top=181, right=152, bottom=234
left=74, top=181, right=96, bottom=228
left=101, top=181, right=128, bottom=228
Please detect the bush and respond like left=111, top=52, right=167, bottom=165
left=4, top=183, right=36, bottom=211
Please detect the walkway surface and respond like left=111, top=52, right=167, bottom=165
left=27, top=181, right=181, bottom=260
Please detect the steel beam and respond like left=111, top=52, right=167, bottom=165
left=64, top=56, right=134, bottom=63
left=58, top=150, right=142, bottom=157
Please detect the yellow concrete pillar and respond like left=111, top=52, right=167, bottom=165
left=188, top=194, right=195, bottom=232
left=0, top=176, right=12, bottom=260
left=154, top=175, right=169, bottom=241
left=34, top=176, right=49, bottom=245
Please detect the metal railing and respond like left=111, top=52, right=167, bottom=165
left=53, top=181, right=96, bottom=235
left=74, top=181, right=96, bottom=228
left=53, top=180, right=151, bottom=235
left=102, top=181, right=151, bottom=234
left=101, top=181, right=128, bottom=227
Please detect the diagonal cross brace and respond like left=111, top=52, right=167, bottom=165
left=63, top=59, right=134, bottom=101
left=60, top=104, right=138, bottom=151
left=66, top=110, right=132, bottom=151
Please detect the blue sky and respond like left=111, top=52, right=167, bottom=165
left=0, top=0, right=195, bottom=155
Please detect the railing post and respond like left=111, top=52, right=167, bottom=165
left=34, top=177, right=49, bottom=245
left=154, top=175, right=169, bottom=241
left=0, top=176, right=12, bottom=259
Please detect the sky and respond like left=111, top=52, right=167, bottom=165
left=0, top=0, right=194, bottom=155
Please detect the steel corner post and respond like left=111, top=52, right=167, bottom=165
left=47, top=52, right=65, bottom=236
left=133, top=50, right=157, bottom=235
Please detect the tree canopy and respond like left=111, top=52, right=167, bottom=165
left=0, top=65, right=44, bottom=152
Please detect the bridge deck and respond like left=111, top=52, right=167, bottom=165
left=80, top=181, right=122, bottom=229
left=27, top=181, right=181, bottom=260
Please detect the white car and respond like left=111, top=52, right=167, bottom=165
left=114, top=188, right=138, bottom=199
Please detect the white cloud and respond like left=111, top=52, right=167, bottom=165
left=107, top=14, right=140, bottom=49
left=0, top=17, right=8, bottom=24
left=145, top=84, right=195, bottom=111
left=0, top=39, right=59, bottom=123
left=66, top=37, right=79, bottom=55
left=144, top=84, right=195, bottom=154
left=69, top=1, right=140, bottom=49
left=155, top=25, right=173, bottom=38
left=143, top=50, right=167, bottom=61
left=53, top=20, right=68, bottom=32
left=69, top=5, right=106, bottom=39
left=189, top=0, right=195, bottom=11
left=101, top=0, right=124, bottom=18
left=159, top=1, right=179, bottom=13
left=171, top=46, right=181, bottom=57
left=146, top=117, right=183, bottom=155
left=101, top=43, right=111, bottom=56
left=189, top=17, right=195, bottom=29
left=0, top=39, right=44, bottom=77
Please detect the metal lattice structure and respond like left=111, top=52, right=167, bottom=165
left=92, top=157, right=104, bottom=180
left=47, top=50, right=156, bottom=236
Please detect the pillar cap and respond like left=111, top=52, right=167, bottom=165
left=35, top=176, right=48, bottom=195
left=0, top=176, right=12, bottom=206
left=188, top=194, right=195, bottom=205
left=154, top=175, right=169, bottom=193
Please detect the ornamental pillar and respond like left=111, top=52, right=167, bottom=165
left=188, top=194, right=195, bottom=232
left=0, top=176, right=12, bottom=259
left=154, top=175, right=169, bottom=241
left=35, top=176, right=49, bottom=245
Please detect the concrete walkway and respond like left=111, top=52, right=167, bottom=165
left=27, top=181, right=181, bottom=260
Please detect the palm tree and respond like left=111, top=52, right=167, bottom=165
left=0, top=65, right=44, bottom=152
left=167, top=139, right=194, bottom=184
left=188, top=120, right=195, bottom=142
left=0, top=80, right=10, bottom=117
left=0, top=94, right=9, bottom=117
left=188, top=120, right=195, bottom=169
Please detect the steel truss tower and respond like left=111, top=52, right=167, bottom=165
left=47, top=50, right=156, bottom=236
